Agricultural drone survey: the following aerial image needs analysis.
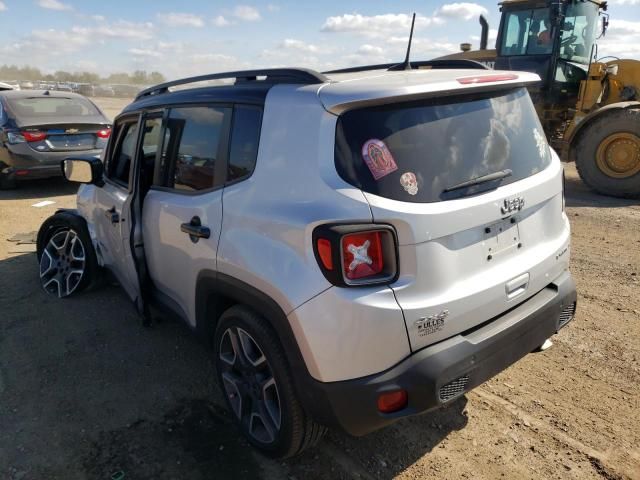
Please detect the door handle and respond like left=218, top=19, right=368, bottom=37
left=181, top=216, right=210, bottom=242
left=104, top=206, right=119, bottom=224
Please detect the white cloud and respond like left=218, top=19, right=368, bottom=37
left=435, top=3, right=488, bottom=21
left=599, top=20, right=640, bottom=58
left=233, top=5, right=261, bottom=22
left=609, top=0, right=640, bottom=4
left=357, top=44, right=384, bottom=56
left=37, top=0, right=72, bottom=11
left=157, top=12, right=204, bottom=28
left=92, top=15, right=105, bottom=21
left=281, top=38, right=319, bottom=53
left=129, top=48, right=163, bottom=58
left=321, top=13, right=442, bottom=38
left=73, top=20, right=155, bottom=41
left=607, top=19, right=640, bottom=34
left=267, top=4, right=280, bottom=12
left=212, top=15, right=231, bottom=27
left=0, top=2, right=7, bottom=12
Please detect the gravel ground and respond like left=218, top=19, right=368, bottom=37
left=0, top=97, right=638, bottom=479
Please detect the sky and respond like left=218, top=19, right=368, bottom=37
left=0, top=0, right=638, bottom=80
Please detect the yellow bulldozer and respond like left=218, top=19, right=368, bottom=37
left=438, top=0, right=640, bottom=198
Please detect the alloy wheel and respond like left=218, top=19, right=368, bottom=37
left=218, top=327, right=282, bottom=444
left=39, top=229, right=86, bottom=298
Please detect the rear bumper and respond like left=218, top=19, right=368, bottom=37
left=1, top=148, right=102, bottom=180
left=304, top=270, right=576, bottom=436
left=2, top=164, right=63, bottom=180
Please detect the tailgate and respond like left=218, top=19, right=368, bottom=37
left=367, top=158, right=570, bottom=352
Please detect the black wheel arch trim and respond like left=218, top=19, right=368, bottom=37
left=195, top=270, right=337, bottom=426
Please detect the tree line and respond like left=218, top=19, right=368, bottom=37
left=0, top=65, right=166, bottom=85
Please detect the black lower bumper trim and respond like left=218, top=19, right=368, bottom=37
left=302, top=270, right=576, bottom=436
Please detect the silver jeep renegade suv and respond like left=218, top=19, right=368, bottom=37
left=37, top=64, right=576, bottom=458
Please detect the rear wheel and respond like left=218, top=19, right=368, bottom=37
left=214, top=305, right=326, bottom=458
left=575, top=109, right=640, bottom=198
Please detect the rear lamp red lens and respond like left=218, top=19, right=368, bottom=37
left=97, top=128, right=111, bottom=139
left=316, top=238, right=333, bottom=270
left=377, top=390, right=408, bottom=413
left=341, top=231, right=384, bottom=280
left=22, top=131, right=47, bottom=142
left=457, top=73, right=519, bottom=84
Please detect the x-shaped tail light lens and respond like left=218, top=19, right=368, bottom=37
left=342, top=233, right=384, bottom=280
left=313, top=225, right=398, bottom=287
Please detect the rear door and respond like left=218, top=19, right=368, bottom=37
left=142, top=105, right=231, bottom=324
left=93, top=114, right=141, bottom=303
left=334, top=87, right=570, bottom=352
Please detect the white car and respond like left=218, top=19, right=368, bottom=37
left=37, top=63, right=576, bottom=458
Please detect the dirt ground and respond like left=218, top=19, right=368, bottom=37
left=0, top=96, right=639, bottom=479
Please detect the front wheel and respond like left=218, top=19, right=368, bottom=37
left=574, top=109, right=640, bottom=198
left=37, top=212, right=100, bottom=298
left=214, top=306, right=326, bottom=458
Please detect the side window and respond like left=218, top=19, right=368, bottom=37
left=106, top=120, right=139, bottom=187
left=228, top=105, right=262, bottom=183
left=158, top=106, right=227, bottom=192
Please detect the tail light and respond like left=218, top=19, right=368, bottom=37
left=313, top=224, right=398, bottom=287
left=96, top=128, right=111, bottom=139
left=22, top=131, right=47, bottom=142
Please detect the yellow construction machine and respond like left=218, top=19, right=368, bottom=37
left=438, top=0, right=640, bottom=198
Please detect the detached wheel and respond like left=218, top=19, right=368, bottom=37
left=575, top=109, right=640, bottom=198
left=214, top=306, right=326, bottom=458
left=37, top=212, right=99, bottom=298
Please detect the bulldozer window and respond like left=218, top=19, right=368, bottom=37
left=559, top=2, right=599, bottom=65
left=500, top=9, right=553, bottom=56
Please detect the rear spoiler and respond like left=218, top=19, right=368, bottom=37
left=319, top=70, right=541, bottom=115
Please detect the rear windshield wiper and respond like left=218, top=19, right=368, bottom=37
left=443, top=169, right=513, bottom=193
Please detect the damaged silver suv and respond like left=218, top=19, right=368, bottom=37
left=38, top=63, right=576, bottom=458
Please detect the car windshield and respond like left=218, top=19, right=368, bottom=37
left=559, top=2, right=600, bottom=65
left=6, top=96, right=100, bottom=118
left=334, top=88, right=552, bottom=203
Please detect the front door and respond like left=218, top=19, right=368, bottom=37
left=93, top=114, right=141, bottom=303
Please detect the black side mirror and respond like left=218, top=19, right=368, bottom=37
left=61, top=156, right=104, bottom=186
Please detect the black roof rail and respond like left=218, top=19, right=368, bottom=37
left=324, top=59, right=490, bottom=75
left=135, top=68, right=329, bottom=100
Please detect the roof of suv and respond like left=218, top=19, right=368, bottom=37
left=123, top=65, right=541, bottom=116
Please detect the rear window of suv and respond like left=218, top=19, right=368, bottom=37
left=335, top=87, right=551, bottom=203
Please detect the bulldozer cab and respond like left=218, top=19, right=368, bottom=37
left=495, top=0, right=605, bottom=100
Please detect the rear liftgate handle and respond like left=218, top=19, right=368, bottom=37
left=180, top=216, right=210, bottom=243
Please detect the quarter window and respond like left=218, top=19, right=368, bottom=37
left=228, top=105, right=262, bottom=183
left=158, top=107, right=228, bottom=191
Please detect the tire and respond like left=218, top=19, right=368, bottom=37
left=0, top=172, right=17, bottom=190
left=214, top=305, right=326, bottom=458
left=574, top=108, right=640, bottom=198
left=36, top=212, right=101, bottom=297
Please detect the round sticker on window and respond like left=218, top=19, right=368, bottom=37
left=361, top=139, right=398, bottom=180
left=400, top=172, right=419, bottom=195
